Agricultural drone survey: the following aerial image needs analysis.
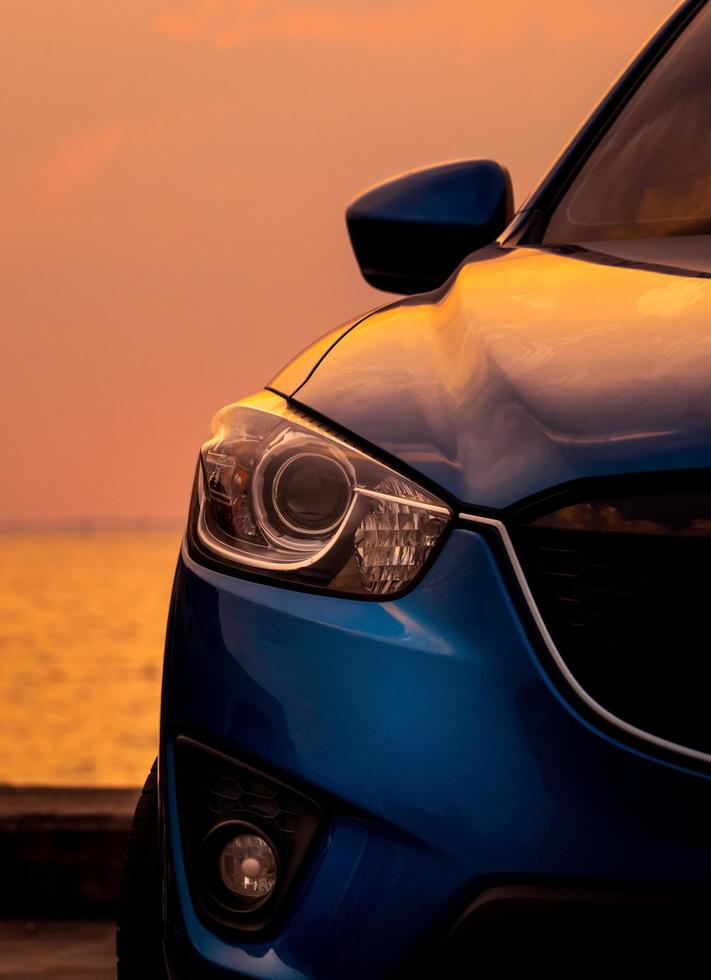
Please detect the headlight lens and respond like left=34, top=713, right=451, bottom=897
left=194, top=392, right=451, bottom=597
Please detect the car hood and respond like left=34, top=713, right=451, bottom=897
left=270, top=245, right=711, bottom=509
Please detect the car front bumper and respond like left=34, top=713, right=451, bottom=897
left=160, top=527, right=711, bottom=978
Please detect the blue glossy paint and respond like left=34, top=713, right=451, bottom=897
left=273, top=246, right=711, bottom=508
left=161, top=530, right=711, bottom=978
left=158, top=3, right=711, bottom=973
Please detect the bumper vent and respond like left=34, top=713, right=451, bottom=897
left=206, top=767, right=310, bottom=837
left=175, top=736, right=322, bottom=934
left=511, top=491, right=711, bottom=758
left=428, top=886, right=711, bottom=975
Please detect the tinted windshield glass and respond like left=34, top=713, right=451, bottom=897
left=544, top=4, right=711, bottom=244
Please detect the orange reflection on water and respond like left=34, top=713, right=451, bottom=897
left=0, top=532, right=179, bottom=787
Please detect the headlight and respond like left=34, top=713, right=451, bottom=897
left=193, top=392, right=451, bottom=597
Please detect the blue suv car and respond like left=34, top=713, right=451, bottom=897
left=118, top=1, right=711, bottom=975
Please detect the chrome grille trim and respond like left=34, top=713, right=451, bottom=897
left=459, top=512, right=711, bottom=767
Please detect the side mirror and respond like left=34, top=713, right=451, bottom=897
left=346, top=160, right=513, bottom=294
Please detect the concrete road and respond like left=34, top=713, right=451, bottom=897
left=0, top=921, right=115, bottom=979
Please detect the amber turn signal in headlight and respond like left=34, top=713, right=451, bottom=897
left=194, top=392, right=451, bottom=597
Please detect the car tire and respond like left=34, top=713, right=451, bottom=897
left=116, top=759, right=168, bottom=979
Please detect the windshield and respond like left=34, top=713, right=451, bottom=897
left=544, top=3, right=711, bottom=244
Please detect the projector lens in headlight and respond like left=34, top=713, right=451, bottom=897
left=272, top=453, right=352, bottom=534
left=195, top=391, right=451, bottom=597
left=219, top=833, right=278, bottom=902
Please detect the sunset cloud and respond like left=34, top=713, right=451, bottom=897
left=34, top=123, right=126, bottom=212
left=152, top=0, right=672, bottom=50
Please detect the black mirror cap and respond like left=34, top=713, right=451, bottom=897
left=346, top=159, right=514, bottom=295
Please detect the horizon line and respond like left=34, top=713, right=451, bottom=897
left=0, top=519, right=185, bottom=534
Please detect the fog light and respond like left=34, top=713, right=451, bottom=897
left=219, top=833, right=278, bottom=901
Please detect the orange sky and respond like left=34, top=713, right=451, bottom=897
left=1, top=0, right=674, bottom=525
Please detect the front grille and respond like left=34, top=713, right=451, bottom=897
left=512, top=492, right=711, bottom=757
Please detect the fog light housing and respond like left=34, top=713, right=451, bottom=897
left=179, top=737, right=322, bottom=934
left=218, top=833, right=278, bottom=904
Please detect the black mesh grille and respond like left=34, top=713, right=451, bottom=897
left=206, top=768, right=311, bottom=836
left=513, top=502, right=711, bottom=756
